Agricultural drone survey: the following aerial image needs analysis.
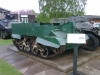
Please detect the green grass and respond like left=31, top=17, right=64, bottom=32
left=0, top=58, right=22, bottom=75
left=0, top=39, right=13, bottom=46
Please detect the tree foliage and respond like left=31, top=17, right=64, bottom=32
left=36, top=12, right=50, bottom=22
left=38, top=0, right=87, bottom=22
left=31, top=10, right=39, bottom=16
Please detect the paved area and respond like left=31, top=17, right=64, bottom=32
left=0, top=45, right=100, bottom=75
left=77, top=56, right=100, bottom=75
left=0, top=45, right=66, bottom=75
left=9, top=45, right=100, bottom=73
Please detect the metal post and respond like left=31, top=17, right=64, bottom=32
left=69, top=44, right=79, bottom=75
left=73, top=44, right=79, bottom=75
left=69, top=44, right=85, bottom=75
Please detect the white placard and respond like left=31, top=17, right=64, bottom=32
left=67, top=34, right=86, bottom=44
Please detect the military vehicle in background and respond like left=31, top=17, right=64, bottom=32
left=50, top=16, right=100, bottom=51
left=0, top=13, right=17, bottom=39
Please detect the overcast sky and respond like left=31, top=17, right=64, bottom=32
left=0, top=0, right=99, bottom=15
left=0, top=0, right=40, bottom=13
left=85, top=0, right=100, bottom=15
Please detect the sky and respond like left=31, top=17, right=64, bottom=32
left=0, top=0, right=40, bottom=13
left=85, top=0, right=100, bottom=15
left=0, top=0, right=100, bottom=15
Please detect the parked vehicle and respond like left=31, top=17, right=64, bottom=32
left=93, top=23, right=100, bottom=28
left=0, top=14, right=15, bottom=39
left=11, top=22, right=89, bottom=58
left=0, top=19, right=21, bottom=39
left=50, top=16, right=100, bottom=51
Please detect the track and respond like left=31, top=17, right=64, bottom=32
left=12, top=37, right=65, bottom=59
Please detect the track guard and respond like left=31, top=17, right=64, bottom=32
left=36, top=37, right=65, bottom=48
left=11, top=34, right=21, bottom=39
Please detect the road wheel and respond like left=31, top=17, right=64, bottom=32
left=84, top=34, right=99, bottom=51
left=12, top=39, right=23, bottom=51
left=18, top=42, right=24, bottom=51
left=40, top=46, right=50, bottom=58
left=51, top=47, right=60, bottom=54
left=31, top=42, right=39, bottom=55
left=31, top=47, right=39, bottom=55
left=24, top=41, right=31, bottom=52
left=1, top=31, right=7, bottom=39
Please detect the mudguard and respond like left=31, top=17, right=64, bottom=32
left=36, top=37, right=66, bottom=48
left=11, top=34, right=21, bottom=39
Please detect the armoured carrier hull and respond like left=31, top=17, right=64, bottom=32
left=11, top=22, right=88, bottom=58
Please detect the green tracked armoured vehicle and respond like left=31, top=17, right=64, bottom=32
left=11, top=21, right=89, bottom=58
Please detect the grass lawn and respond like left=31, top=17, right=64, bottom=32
left=0, top=39, right=21, bottom=75
left=0, top=39, right=13, bottom=46
left=0, top=58, right=22, bottom=75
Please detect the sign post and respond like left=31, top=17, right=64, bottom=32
left=67, top=34, right=86, bottom=75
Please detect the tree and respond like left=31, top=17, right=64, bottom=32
left=38, top=0, right=87, bottom=20
left=31, top=10, right=39, bottom=16
left=36, top=12, right=50, bottom=22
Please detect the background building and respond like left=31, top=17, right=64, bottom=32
left=1, top=7, right=100, bottom=24
left=85, top=15, right=100, bottom=24
left=11, top=10, right=35, bottom=23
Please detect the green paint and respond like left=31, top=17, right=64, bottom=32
left=41, top=37, right=60, bottom=45
left=11, top=22, right=77, bottom=50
